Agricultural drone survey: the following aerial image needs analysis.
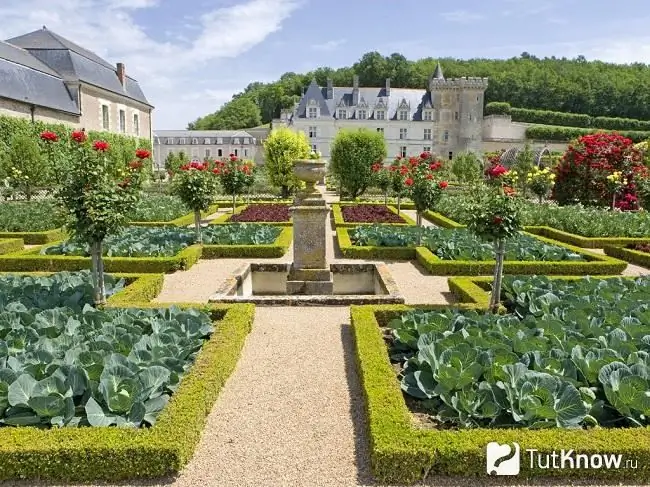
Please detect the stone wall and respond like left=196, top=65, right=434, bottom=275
left=0, top=97, right=80, bottom=126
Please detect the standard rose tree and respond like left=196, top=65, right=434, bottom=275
left=214, top=154, right=255, bottom=213
left=171, top=160, right=219, bottom=243
left=407, top=152, right=447, bottom=227
left=52, top=130, right=148, bottom=304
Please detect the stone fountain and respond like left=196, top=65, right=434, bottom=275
left=285, top=158, right=333, bottom=295
left=208, top=157, right=404, bottom=305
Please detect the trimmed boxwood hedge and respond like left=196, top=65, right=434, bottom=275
left=130, top=204, right=220, bottom=227
left=0, top=301, right=255, bottom=482
left=604, top=244, right=650, bottom=269
left=525, top=125, right=650, bottom=142
left=421, top=210, right=464, bottom=229
left=211, top=203, right=292, bottom=226
left=0, top=228, right=65, bottom=245
left=524, top=226, right=650, bottom=249
left=0, top=244, right=202, bottom=273
left=331, top=203, right=416, bottom=228
left=351, top=303, right=650, bottom=484
left=0, top=238, right=24, bottom=255
left=336, top=227, right=416, bottom=260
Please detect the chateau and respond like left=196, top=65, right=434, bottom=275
left=0, top=27, right=153, bottom=138
left=273, top=63, right=488, bottom=161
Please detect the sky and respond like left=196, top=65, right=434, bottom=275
left=2, top=0, right=650, bottom=129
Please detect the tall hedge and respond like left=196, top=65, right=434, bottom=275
left=486, top=102, right=650, bottom=132
left=0, top=115, right=153, bottom=178
left=525, top=125, right=650, bottom=143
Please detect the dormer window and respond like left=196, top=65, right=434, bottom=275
left=233, top=138, right=240, bottom=144
left=423, top=110, right=432, bottom=121
left=375, top=110, right=385, bottom=120
left=179, top=138, right=186, bottom=144
left=357, top=110, right=367, bottom=120
left=166, top=138, right=174, bottom=144
left=217, top=138, right=223, bottom=144
left=399, top=110, right=408, bottom=121
left=192, top=138, right=198, bottom=144
left=204, top=138, right=210, bottom=144
left=338, top=109, right=347, bottom=119
left=308, top=107, right=318, bottom=118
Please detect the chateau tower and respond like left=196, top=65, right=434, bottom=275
left=428, top=63, right=488, bottom=152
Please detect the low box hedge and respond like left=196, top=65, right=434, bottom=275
left=211, top=203, right=292, bottom=226
left=201, top=226, right=292, bottom=258
left=130, top=204, right=220, bottom=227
left=331, top=203, right=416, bottom=227
left=0, top=228, right=65, bottom=245
left=524, top=226, right=650, bottom=249
left=351, top=303, right=650, bottom=484
left=0, top=301, right=255, bottom=482
left=415, top=232, right=627, bottom=275
left=0, top=244, right=202, bottom=273
left=0, top=238, right=24, bottom=255
left=604, top=244, right=650, bottom=269
left=421, top=210, right=464, bottom=229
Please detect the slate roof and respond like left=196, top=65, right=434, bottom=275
left=294, top=79, right=432, bottom=121
left=0, top=41, right=79, bottom=114
left=153, top=130, right=256, bottom=144
left=4, top=27, right=152, bottom=109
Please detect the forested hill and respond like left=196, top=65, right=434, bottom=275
left=187, top=51, right=650, bottom=130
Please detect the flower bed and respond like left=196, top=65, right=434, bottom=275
left=0, top=201, right=66, bottom=244
left=0, top=270, right=254, bottom=482
left=128, top=194, right=189, bottom=222
left=227, top=204, right=290, bottom=223
left=351, top=294, right=650, bottom=483
left=331, top=204, right=416, bottom=227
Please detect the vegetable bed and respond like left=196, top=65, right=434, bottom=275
left=391, top=275, right=650, bottom=429
left=0, top=271, right=255, bottom=482
left=350, top=225, right=584, bottom=261
left=42, top=225, right=282, bottom=258
left=0, top=201, right=65, bottom=232
left=351, top=298, right=650, bottom=483
left=128, top=195, right=189, bottom=222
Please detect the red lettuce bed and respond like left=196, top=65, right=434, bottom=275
left=341, top=204, right=406, bottom=223
left=229, top=204, right=291, bottom=222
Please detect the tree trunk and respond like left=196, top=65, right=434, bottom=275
left=90, top=241, right=101, bottom=306
left=384, top=190, right=388, bottom=207
left=281, top=185, right=289, bottom=199
left=489, top=238, right=506, bottom=313
left=538, top=194, right=543, bottom=204
left=612, top=194, right=616, bottom=210
left=194, top=209, right=202, bottom=244
left=416, top=211, right=422, bottom=227
left=397, top=195, right=401, bottom=215
left=232, top=194, right=236, bottom=214
left=97, top=241, right=106, bottom=306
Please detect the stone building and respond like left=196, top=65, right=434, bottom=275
left=0, top=26, right=153, bottom=138
left=153, top=130, right=263, bottom=170
left=272, top=63, right=488, bottom=161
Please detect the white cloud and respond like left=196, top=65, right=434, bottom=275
left=440, top=10, right=483, bottom=23
left=311, top=39, right=346, bottom=51
left=0, top=0, right=303, bottom=128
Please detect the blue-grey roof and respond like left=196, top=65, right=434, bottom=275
left=0, top=41, right=78, bottom=114
left=6, top=27, right=152, bottom=107
left=295, top=80, right=431, bottom=121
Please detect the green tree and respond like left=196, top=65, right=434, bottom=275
left=0, top=133, right=50, bottom=200
left=263, top=128, right=310, bottom=198
left=450, top=151, right=483, bottom=185
left=189, top=96, right=262, bottom=130
left=330, top=129, right=387, bottom=199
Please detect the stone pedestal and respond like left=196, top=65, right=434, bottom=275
left=286, top=158, right=333, bottom=295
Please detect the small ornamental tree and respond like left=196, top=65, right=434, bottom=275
left=370, top=161, right=391, bottom=205
left=407, top=152, right=447, bottom=226
left=450, top=151, right=483, bottom=185
left=263, top=128, right=310, bottom=198
left=172, top=160, right=219, bottom=243
left=215, top=154, right=255, bottom=213
left=330, top=128, right=387, bottom=199
left=389, top=157, right=410, bottom=214
left=554, top=133, right=643, bottom=207
left=467, top=186, right=521, bottom=312
left=55, top=131, right=147, bottom=304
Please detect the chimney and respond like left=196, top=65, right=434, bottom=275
left=352, top=75, right=359, bottom=105
left=385, top=78, right=391, bottom=96
left=116, top=62, right=126, bottom=87
left=326, top=78, right=333, bottom=99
